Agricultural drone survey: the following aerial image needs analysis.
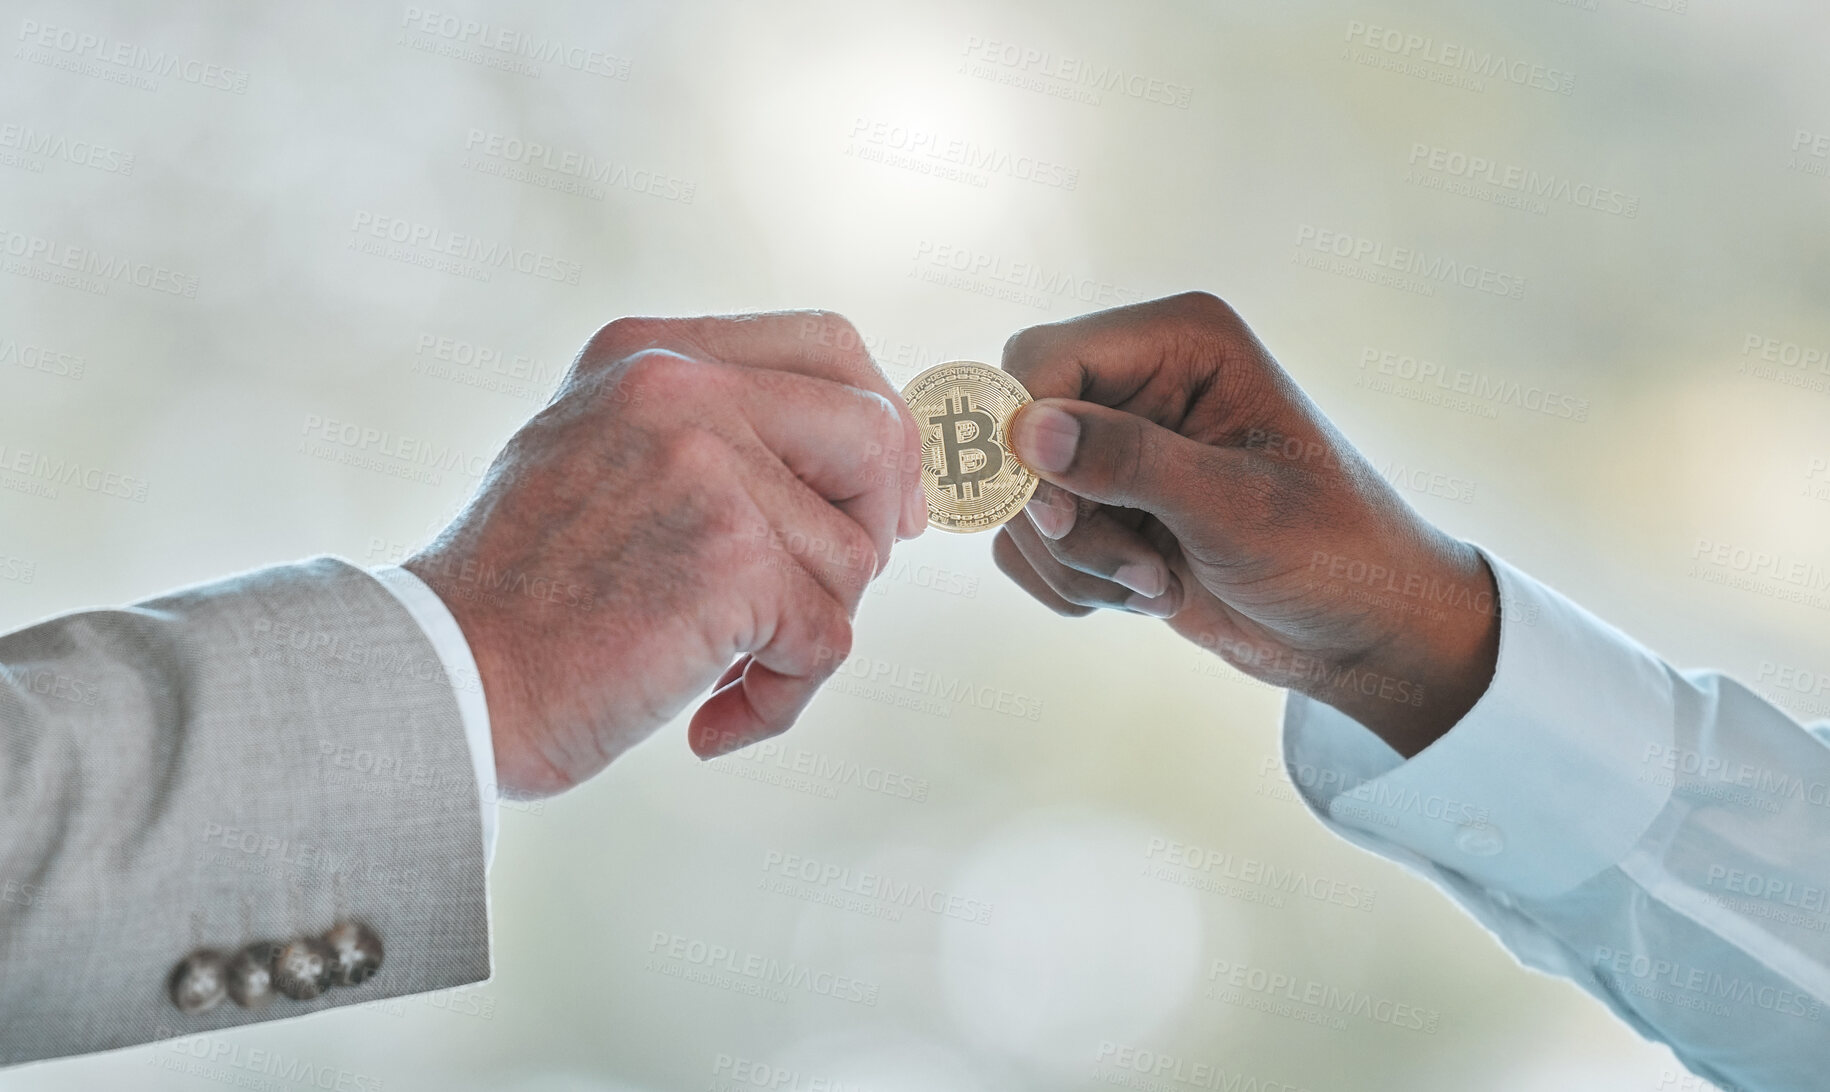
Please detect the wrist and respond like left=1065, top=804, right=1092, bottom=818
left=1309, top=537, right=1501, bottom=758
left=402, top=553, right=568, bottom=798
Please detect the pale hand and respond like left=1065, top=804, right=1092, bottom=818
left=407, top=312, right=925, bottom=797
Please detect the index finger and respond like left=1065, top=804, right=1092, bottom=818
left=596, top=311, right=927, bottom=539
left=1000, top=295, right=1221, bottom=404
left=1004, top=292, right=1275, bottom=416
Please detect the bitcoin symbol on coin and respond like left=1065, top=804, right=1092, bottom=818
left=929, top=394, right=1004, bottom=500
left=901, top=361, right=1038, bottom=533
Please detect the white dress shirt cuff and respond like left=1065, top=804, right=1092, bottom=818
left=369, top=564, right=499, bottom=871
left=1282, top=547, right=1676, bottom=900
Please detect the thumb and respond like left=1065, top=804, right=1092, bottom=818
left=1010, top=399, right=1236, bottom=541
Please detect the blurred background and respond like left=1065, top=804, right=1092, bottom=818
left=3, top=0, right=1828, bottom=1088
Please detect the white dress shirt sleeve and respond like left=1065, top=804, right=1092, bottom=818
left=1284, top=548, right=1830, bottom=1092
left=368, top=565, right=499, bottom=871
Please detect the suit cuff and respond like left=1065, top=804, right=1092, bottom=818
left=1282, top=548, right=1676, bottom=900
left=369, top=565, right=498, bottom=871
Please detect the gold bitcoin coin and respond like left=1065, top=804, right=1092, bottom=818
left=901, top=361, right=1039, bottom=533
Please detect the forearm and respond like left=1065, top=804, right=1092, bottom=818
left=0, top=560, right=491, bottom=1066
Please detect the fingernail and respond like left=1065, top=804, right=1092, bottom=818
left=1025, top=493, right=1076, bottom=539
left=903, top=483, right=928, bottom=538
left=693, top=703, right=761, bottom=760
left=1011, top=403, right=1079, bottom=474
left=1124, top=590, right=1178, bottom=618
left=1113, top=563, right=1167, bottom=598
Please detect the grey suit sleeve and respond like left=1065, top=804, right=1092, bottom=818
left=0, top=557, right=491, bottom=1066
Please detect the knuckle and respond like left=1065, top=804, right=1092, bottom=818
left=1108, top=414, right=1150, bottom=493
left=620, top=346, right=690, bottom=383
left=618, top=349, right=712, bottom=405
left=1058, top=571, right=1123, bottom=609
left=860, top=393, right=907, bottom=482
left=817, top=612, right=854, bottom=670
left=1000, top=325, right=1051, bottom=372
left=585, top=316, right=669, bottom=362
left=835, top=518, right=879, bottom=580
left=992, top=530, right=1027, bottom=575
left=791, top=310, right=867, bottom=356
left=812, top=309, right=863, bottom=343
left=855, top=387, right=902, bottom=436
left=993, top=532, right=1096, bottom=617
left=1170, top=290, right=1238, bottom=323
left=1042, top=524, right=1096, bottom=566
left=1056, top=587, right=1108, bottom=612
